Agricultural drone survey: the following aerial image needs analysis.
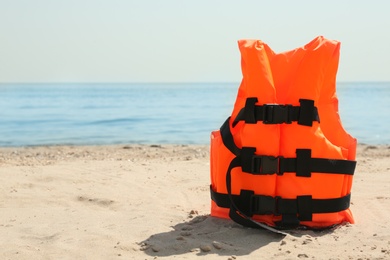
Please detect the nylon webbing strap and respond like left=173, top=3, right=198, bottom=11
left=220, top=117, right=240, bottom=156
left=281, top=154, right=357, bottom=176
left=211, top=188, right=352, bottom=216
left=232, top=98, right=320, bottom=127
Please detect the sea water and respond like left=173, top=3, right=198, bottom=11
left=0, top=82, right=389, bottom=147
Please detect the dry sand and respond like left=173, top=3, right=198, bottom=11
left=1, top=144, right=389, bottom=259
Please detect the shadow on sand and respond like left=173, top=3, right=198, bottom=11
left=138, top=214, right=285, bottom=258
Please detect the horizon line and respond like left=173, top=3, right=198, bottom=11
left=1, top=80, right=390, bottom=85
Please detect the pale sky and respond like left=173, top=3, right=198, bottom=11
left=1, top=0, right=389, bottom=83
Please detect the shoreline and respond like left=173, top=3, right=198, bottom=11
left=0, top=143, right=388, bottom=168
left=1, top=142, right=388, bottom=161
left=1, top=143, right=389, bottom=259
left=0, top=144, right=209, bottom=166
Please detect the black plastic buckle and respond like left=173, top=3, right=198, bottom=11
left=251, top=155, right=284, bottom=175
left=263, top=104, right=292, bottom=124
left=251, top=195, right=275, bottom=215
left=251, top=195, right=282, bottom=215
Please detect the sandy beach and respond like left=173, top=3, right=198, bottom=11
left=1, top=143, right=389, bottom=259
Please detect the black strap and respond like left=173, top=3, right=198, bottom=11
left=220, top=117, right=240, bottom=156
left=232, top=98, right=319, bottom=127
left=281, top=151, right=357, bottom=176
left=246, top=148, right=356, bottom=176
left=211, top=187, right=351, bottom=223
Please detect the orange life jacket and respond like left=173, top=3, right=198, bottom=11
left=210, top=36, right=357, bottom=232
